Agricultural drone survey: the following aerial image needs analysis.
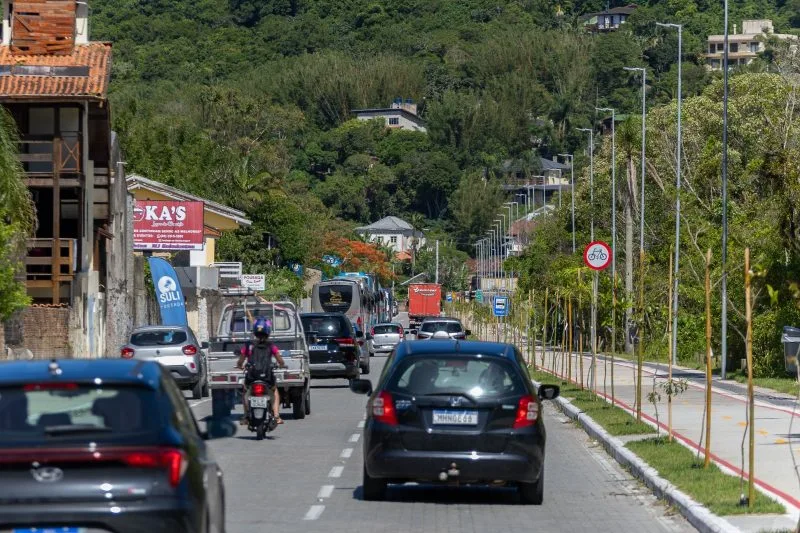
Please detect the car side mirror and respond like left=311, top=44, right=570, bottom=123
left=366, top=333, right=373, bottom=340
left=203, top=418, right=237, bottom=440
left=355, top=330, right=364, bottom=338
left=537, top=384, right=560, bottom=401
left=465, top=330, right=472, bottom=336
left=201, top=341, right=209, bottom=349
left=350, top=379, right=373, bottom=395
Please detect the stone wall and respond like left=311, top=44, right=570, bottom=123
left=20, top=306, right=71, bottom=358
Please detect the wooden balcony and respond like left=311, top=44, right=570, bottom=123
left=19, top=135, right=82, bottom=187
left=26, top=238, right=76, bottom=304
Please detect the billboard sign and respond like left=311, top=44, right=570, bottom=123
left=133, top=200, right=204, bottom=251
left=241, top=274, right=266, bottom=291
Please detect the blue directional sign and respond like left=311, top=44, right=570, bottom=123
left=493, top=295, right=510, bottom=317
left=446, top=292, right=453, bottom=302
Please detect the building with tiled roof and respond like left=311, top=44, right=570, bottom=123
left=355, top=216, right=425, bottom=258
left=0, top=0, right=121, bottom=359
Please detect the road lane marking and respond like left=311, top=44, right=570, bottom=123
left=317, top=485, right=334, bottom=499
left=328, top=466, right=344, bottom=478
left=189, top=399, right=211, bottom=408
left=304, top=505, right=325, bottom=521
left=340, top=448, right=353, bottom=459
left=357, top=420, right=365, bottom=428
left=349, top=433, right=361, bottom=443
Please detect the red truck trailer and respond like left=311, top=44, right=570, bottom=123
left=407, top=283, right=442, bottom=329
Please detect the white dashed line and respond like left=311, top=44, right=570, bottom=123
left=348, top=433, right=361, bottom=443
left=189, top=399, right=211, bottom=408
left=317, top=485, right=335, bottom=499
left=304, top=505, right=325, bottom=521
left=340, top=448, right=353, bottom=459
left=328, top=466, right=344, bottom=478
left=357, top=420, right=365, bottom=428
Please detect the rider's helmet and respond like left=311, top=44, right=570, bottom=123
left=252, top=317, right=272, bottom=339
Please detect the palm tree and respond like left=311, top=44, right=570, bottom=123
left=617, top=116, right=639, bottom=355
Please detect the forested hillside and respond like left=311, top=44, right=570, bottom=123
left=93, top=1, right=800, bottom=371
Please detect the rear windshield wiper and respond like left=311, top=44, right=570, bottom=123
left=44, top=424, right=113, bottom=436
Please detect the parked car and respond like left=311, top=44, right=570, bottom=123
left=121, top=325, right=209, bottom=400
left=349, top=340, right=559, bottom=504
left=414, top=317, right=470, bottom=340
left=0, top=359, right=233, bottom=532
left=300, top=312, right=363, bottom=381
left=368, top=323, right=404, bottom=356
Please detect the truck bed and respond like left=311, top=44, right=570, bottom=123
left=209, top=347, right=307, bottom=389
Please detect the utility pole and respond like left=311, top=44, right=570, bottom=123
left=435, top=240, right=439, bottom=284
left=656, top=22, right=683, bottom=368
left=721, top=0, right=730, bottom=378
left=579, top=126, right=596, bottom=389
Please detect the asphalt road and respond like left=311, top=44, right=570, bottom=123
left=189, top=315, right=695, bottom=533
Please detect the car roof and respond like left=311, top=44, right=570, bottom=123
left=0, top=359, right=165, bottom=389
left=420, top=317, right=461, bottom=322
left=131, top=325, right=192, bottom=333
left=393, top=340, right=517, bottom=362
left=301, top=312, right=347, bottom=318
left=374, top=322, right=402, bottom=327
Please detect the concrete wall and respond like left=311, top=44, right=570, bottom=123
left=20, top=307, right=71, bottom=358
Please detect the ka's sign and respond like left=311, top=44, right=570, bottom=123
left=133, top=200, right=204, bottom=251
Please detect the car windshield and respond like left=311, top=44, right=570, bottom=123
left=301, top=316, right=348, bottom=337
left=373, top=325, right=401, bottom=335
left=0, top=385, right=160, bottom=443
left=386, top=357, right=524, bottom=399
left=230, top=307, right=292, bottom=333
left=420, top=321, right=462, bottom=333
left=130, top=330, right=187, bottom=346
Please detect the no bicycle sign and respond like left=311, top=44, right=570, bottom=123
left=583, top=241, right=612, bottom=271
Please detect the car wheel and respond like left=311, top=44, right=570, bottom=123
left=304, top=389, right=311, bottom=415
left=201, top=378, right=210, bottom=398
left=518, top=470, right=544, bottom=505
left=191, top=379, right=203, bottom=400
left=361, top=359, right=370, bottom=375
left=292, top=389, right=306, bottom=420
left=362, top=465, right=386, bottom=501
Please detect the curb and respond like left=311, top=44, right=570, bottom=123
left=533, top=379, right=741, bottom=533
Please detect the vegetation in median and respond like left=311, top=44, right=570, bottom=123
left=627, top=438, right=785, bottom=516
left=529, top=368, right=653, bottom=436
left=726, top=369, right=800, bottom=397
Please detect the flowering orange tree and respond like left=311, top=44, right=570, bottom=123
left=323, top=234, right=394, bottom=283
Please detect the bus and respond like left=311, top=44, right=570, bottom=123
left=311, top=279, right=372, bottom=331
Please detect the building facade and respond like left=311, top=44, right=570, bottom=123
left=582, top=4, right=637, bottom=33
left=353, top=98, right=426, bottom=132
left=355, top=216, right=425, bottom=255
left=704, top=19, right=796, bottom=70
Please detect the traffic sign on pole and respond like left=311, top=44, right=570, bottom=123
left=583, top=241, right=612, bottom=271
left=493, top=295, right=509, bottom=317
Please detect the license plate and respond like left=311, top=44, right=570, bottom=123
left=249, top=396, right=268, bottom=408
left=309, top=344, right=328, bottom=351
left=432, top=410, right=478, bottom=425
left=15, top=529, right=82, bottom=533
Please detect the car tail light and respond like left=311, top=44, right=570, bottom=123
left=121, top=347, right=135, bottom=359
left=335, top=337, right=355, bottom=346
left=399, top=327, right=404, bottom=336
left=358, top=339, right=365, bottom=346
left=370, top=327, right=375, bottom=337
left=513, top=395, right=539, bottom=429
left=372, top=391, right=397, bottom=426
left=251, top=383, right=267, bottom=396
left=357, top=316, right=363, bottom=329
left=0, top=447, right=188, bottom=488
left=182, top=345, right=198, bottom=356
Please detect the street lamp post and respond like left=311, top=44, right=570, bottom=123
left=594, top=107, right=617, bottom=399
left=721, top=0, right=730, bottom=378
left=559, top=154, right=576, bottom=253
left=656, top=22, right=683, bottom=369
left=578, top=126, right=596, bottom=390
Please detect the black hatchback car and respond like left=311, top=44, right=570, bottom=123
left=301, top=312, right=363, bottom=381
left=0, top=359, right=233, bottom=533
left=350, top=340, right=559, bottom=504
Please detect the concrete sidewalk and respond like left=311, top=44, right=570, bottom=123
left=532, top=346, right=800, bottom=530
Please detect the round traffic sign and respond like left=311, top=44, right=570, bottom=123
left=583, top=241, right=612, bottom=271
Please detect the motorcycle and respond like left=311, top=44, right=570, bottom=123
left=244, top=364, right=279, bottom=440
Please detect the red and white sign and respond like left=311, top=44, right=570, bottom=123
left=133, top=200, right=204, bottom=251
left=583, top=241, right=612, bottom=271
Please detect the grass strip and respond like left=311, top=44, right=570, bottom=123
left=529, top=368, right=653, bottom=436
left=627, top=438, right=785, bottom=516
left=726, top=369, right=799, bottom=397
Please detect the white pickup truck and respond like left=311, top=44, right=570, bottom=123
left=207, top=300, right=311, bottom=420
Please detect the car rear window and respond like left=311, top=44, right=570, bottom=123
left=318, top=284, right=354, bottom=313
left=0, top=385, right=161, bottom=443
left=230, top=307, right=292, bottom=333
left=385, top=356, right=525, bottom=399
left=420, top=321, right=463, bottom=333
left=130, top=330, right=187, bottom=346
left=301, top=315, right=349, bottom=337
left=373, top=325, right=401, bottom=334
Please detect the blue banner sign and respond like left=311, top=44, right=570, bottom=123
left=288, top=261, right=304, bottom=277
left=322, top=254, right=342, bottom=267
left=148, top=257, right=188, bottom=326
left=493, top=295, right=510, bottom=317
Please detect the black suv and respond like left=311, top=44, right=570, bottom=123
left=301, top=312, right=364, bottom=381
left=0, top=359, right=232, bottom=533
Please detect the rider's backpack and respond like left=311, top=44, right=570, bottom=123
left=247, top=342, right=273, bottom=382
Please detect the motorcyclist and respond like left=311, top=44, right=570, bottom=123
left=236, top=317, right=286, bottom=426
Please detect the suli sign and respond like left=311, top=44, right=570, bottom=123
left=133, top=200, right=204, bottom=251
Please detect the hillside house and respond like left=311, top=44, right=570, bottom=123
left=703, top=19, right=797, bottom=70
left=353, top=98, right=426, bottom=132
